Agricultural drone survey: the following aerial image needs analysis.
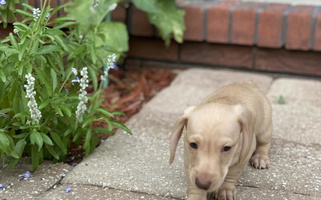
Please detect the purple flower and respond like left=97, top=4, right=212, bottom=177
left=0, top=183, right=5, bottom=190
left=19, top=171, right=31, bottom=181
left=112, top=63, right=118, bottom=70
left=0, top=0, right=6, bottom=5
left=70, top=163, right=78, bottom=167
left=72, top=77, right=80, bottom=83
left=64, top=186, right=72, bottom=193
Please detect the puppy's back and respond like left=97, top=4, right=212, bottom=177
left=200, top=82, right=272, bottom=131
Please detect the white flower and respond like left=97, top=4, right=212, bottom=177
left=33, top=8, right=41, bottom=21
left=101, top=54, right=117, bottom=81
left=75, top=67, right=89, bottom=120
left=0, top=0, right=6, bottom=5
left=13, top=29, right=19, bottom=34
left=93, top=0, right=99, bottom=8
left=71, top=68, right=78, bottom=75
left=24, top=73, right=42, bottom=124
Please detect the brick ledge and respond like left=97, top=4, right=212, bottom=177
left=113, top=0, right=321, bottom=51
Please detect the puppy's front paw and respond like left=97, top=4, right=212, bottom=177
left=208, top=186, right=236, bottom=200
left=216, top=186, right=237, bottom=200
left=250, top=154, right=270, bottom=169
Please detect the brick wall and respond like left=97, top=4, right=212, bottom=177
left=113, top=0, right=321, bottom=76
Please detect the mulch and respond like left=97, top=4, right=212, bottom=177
left=66, top=68, right=177, bottom=164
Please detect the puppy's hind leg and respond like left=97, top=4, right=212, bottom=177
left=250, top=125, right=272, bottom=169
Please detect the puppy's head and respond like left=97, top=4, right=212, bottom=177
left=169, top=103, right=253, bottom=192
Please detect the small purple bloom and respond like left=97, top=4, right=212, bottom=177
left=0, top=0, right=6, bottom=5
left=0, top=183, right=5, bottom=190
left=19, top=171, right=31, bottom=181
left=72, top=77, right=80, bottom=83
left=64, top=186, right=72, bottom=193
left=112, top=63, right=118, bottom=70
left=70, top=163, right=78, bottom=167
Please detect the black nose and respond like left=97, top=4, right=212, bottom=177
left=195, top=177, right=211, bottom=190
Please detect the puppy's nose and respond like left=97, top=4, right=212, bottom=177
left=195, top=177, right=211, bottom=190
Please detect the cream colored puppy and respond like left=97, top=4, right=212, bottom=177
left=169, top=82, right=272, bottom=200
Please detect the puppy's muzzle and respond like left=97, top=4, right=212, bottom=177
left=195, top=177, right=211, bottom=190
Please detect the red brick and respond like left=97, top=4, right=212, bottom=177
left=130, top=6, right=154, bottom=37
left=0, top=25, right=13, bottom=39
left=124, top=59, right=143, bottom=70
left=231, top=2, right=264, bottom=45
left=128, top=37, right=179, bottom=61
left=255, top=48, right=321, bottom=76
left=313, top=11, right=321, bottom=51
left=286, top=5, right=316, bottom=50
left=258, top=3, right=291, bottom=48
left=49, top=0, right=59, bottom=20
left=183, top=5, right=204, bottom=41
left=111, top=3, right=127, bottom=23
left=206, top=1, right=240, bottom=43
left=180, top=42, right=253, bottom=68
left=28, top=0, right=36, bottom=6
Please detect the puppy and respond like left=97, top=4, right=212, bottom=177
left=169, top=82, right=272, bottom=200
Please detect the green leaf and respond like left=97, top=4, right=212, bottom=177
left=30, top=130, right=43, bottom=151
left=278, top=95, right=286, bottom=104
left=131, top=0, right=159, bottom=12
left=14, top=139, right=27, bottom=157
left=39, top=98, right=51, bottom=109
left=15, top=9, right=33, bottom=17
left=96, top=21, right=128, bottom=52
left=38, top=45, right=61, bottom=55
left=50, top=132, right=67, bottom=154
left=0, top=131, right=17, bottom=158
left=31, top=145, right=40, bottom=171
left=41, top=133, right=54, bottom=146
left=146, top=0, right=185, bottom=45
left=97, top=108, right=114, bottom=117
left=82, top=116, right=95, bottom=128
left=111, top=120, right=132, bottom=134
left=9, top=33, right=18, bottom=48
left=0, top=68, right=7, bottom=82
left=45, top=145, right=59, bottom=160
left=95, top=127, right=114, bottom=134
left=60, top=105, right=72, bottom=117
left=83, top=129, right=91, bottom=156
left=50, top=68, right=57, bottom=92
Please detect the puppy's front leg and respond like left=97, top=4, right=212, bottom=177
left=215, top=164, right=245, bottom=200
left=187, top=178, right=207, bottom=200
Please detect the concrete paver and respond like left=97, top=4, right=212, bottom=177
left=145, top=69, right=273, bottom=114
left=38, top=184, right=176, bottom=200
left=0, top=159, right=72, bottom=199
left=268, top=78, right=321, bottom=145
left=62, top=133, right=186, bottom=199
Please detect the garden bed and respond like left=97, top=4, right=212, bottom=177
left=66, top=67, right=178, bottom=164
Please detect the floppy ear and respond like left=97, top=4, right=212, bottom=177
left=235, top=105, right=254, bottom=163
left=169, top=106, right=195, bottom=164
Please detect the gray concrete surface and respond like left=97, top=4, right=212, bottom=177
left=1, top=68, right=321, bottom=200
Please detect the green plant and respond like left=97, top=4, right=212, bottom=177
left=0, top=0, right=132, bottom=171
left=0, top=0, right=185, bottom=170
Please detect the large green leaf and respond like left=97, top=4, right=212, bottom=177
left=146, top=0, right=185, bottom=45
left=131, top=0, right=159, bottom=12
left=96, top=21, right=128, bottom=52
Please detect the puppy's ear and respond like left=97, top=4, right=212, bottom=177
left=235, top=105, right=254, bottom=163
left=169, top=106, right=195, bottom=164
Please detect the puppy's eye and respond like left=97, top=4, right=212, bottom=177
left=222, top=146, right=232, bottom=152
left=189, top=142, right=198, bottom=149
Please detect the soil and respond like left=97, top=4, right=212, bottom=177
left=66, top=68, right=177, bottom=164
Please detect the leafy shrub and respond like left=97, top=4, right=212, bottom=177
left=0, top=0, right=185, bottom=170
